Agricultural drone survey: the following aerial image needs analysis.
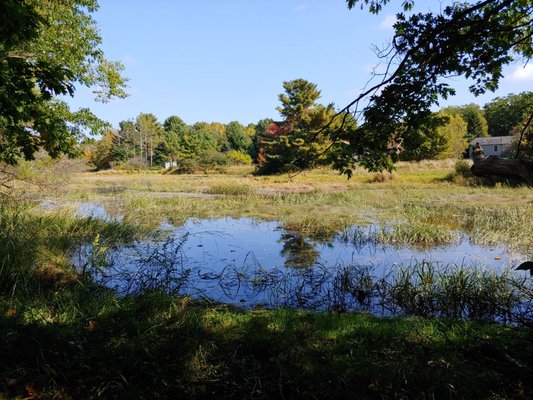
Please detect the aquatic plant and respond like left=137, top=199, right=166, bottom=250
left=205, top=183, right=256, bottom=196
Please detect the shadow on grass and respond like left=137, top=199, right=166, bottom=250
left=1, top=289, right=532, bottom=399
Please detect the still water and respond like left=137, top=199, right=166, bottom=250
left=72, top=202, right=525, bottom=311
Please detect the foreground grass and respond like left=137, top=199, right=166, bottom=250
left=2, top=290, right=532, bottom=400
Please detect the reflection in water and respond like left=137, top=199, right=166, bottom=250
left=74, top=233, right=532, bottom=324
left=279, top=232, right=320, bottom=268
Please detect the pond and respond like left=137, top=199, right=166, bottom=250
left=72, top=202, right=530, bottom=318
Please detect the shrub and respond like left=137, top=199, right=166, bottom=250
left=226, top=150, right=253, bottom=165
left=370, top=171, right=394, bottom=183
left=454, top=160, right=473, bottom=178
left=172, top=159, right=200, bottom=174
left=206, top=183, right=256, bottom=196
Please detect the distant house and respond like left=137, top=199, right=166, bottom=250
left=162, top=160, right=178, bottom=169
left=468, top=136, right=515, bottom=159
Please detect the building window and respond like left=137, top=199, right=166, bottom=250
left=494, top=145, right=498, bottom=152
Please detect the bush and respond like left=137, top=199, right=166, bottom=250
left=206, top=183, right=256, bottom=196
left=172, top=159, right=200, bottom=174
left=454, top=160, right=473, bottom=178
left=370, top=171, right=394, bottom=183
left=226, top=150, right=252, bottom=165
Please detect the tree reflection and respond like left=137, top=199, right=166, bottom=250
left=279, top=232, right=320, bottom=268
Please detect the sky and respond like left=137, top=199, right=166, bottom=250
left=66, top=0, right=533, bottom=129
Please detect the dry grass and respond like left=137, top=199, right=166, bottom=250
left=67, top=159, right=461, bottom=198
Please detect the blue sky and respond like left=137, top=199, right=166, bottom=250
left=68, top=0, right=533, bottom=128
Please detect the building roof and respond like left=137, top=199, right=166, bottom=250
left=469, top=136, right=515, bottom=146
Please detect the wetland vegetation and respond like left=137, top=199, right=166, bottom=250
left=1, top=160, right=532, bottom=399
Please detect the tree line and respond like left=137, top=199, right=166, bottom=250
left=1, top=0, right=531, bottom=178
left=87, top=82, right=532, bottom=174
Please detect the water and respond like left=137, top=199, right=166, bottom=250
left=76, top=202, right=117, bottom=221
left=41, top=200, right=122, bottom=221
left=72, top=206, right=528, bottom=312
left=167, top=217, right=513, bottom=272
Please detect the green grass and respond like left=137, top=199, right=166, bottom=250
left=384, top=262, right=532, bottom=323
left=0, top=197, right=144, bottom=297
left=1, top=290, right=532, bottom=399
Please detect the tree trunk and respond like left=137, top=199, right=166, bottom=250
left=471, top=156, right=533, bottom=186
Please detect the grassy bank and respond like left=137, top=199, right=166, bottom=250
left=2, top=289, right=532, bottom=399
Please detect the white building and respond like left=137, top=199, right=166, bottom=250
left=162, top=160, right=178, bottom=169
left=469, top=136, right=515, bottom=159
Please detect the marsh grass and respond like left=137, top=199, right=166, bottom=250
left=0, top=198, right=142, bottom=296
left=396, top=202, right=533, bottom=251
left=283, top=214, right=354, bottom=239
left=385, top=262, right=532, bottom=324
left=59, top=168, right=533, bottom=252
left=377, top=223, right=457, bottom=247
left=205, top=182, right=256, bottom=196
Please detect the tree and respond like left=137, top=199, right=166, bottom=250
left=224, top=121, right=252, bottom=153
left=189, top=123, right=220, bottom=157
left=115, top=120, right=138, bottom=160
left=153, top=115, right=193, bottom=165
left=158, top=115, right=190, bottom=162
left=398, top=111, right=469, bottom=161
left=136, top=113, right=163, bottom=167
left=253, top=118, right=274, bottom=164
left=0, top=0, right=127, bottom=164
left=330, top=0, right=533, bottom=177
left=258, top=79, right=356, bottom=175
left=434, top=112, right=469, bottom=159
left=442, top=103, right=488, bottom=143
left=484, top=92, right=533, bottom=136
left=90, top=129, right=116, bottom=170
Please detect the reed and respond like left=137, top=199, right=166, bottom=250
left=377, top=223, right=457, bottom=247
left=385, top=262, right=531, bottom=324
left=0, top=197, right=142, bottom=297
left=205, top=183, right=256, bottom=196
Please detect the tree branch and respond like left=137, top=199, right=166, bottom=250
left=515, top=111, right=533, bottom=159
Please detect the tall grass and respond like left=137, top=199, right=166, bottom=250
left=0, top=197, right=141, bottom=297
left=377, top=223, right=457, bottom=247
left=385, top=262, right=531, bottom=324
left=205, top=183, right=256, bottom=196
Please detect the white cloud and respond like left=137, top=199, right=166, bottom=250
left=294, top=4, right=306, bottom=13
left=508, top=63, right=533, bottom=82
left=380, top=15, right=396, bottom=29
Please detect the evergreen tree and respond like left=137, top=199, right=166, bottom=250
left=258, top=79, right=354, bottom=174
